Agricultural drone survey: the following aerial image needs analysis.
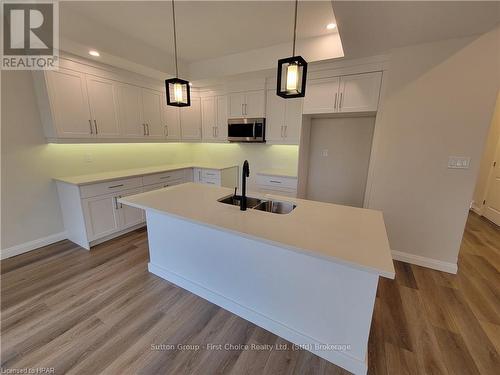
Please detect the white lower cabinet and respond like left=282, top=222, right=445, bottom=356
left=118, top=188, right=145, bottom=229
left=193, top=167, right=238, bottom=188
left=82, top=193, right=121, bottom=241
left=255, top=173, right=298, bottom=198
left=56, top=167, right=237, bottom=250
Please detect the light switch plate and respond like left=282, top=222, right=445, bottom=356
left=448, top=156, right=470, bottom=169
left=322, top=149, right=329, bottom=157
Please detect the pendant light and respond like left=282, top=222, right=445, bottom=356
left=165, top=0, right=191, bottom=107
left=276, top=0, right=307, bottom=98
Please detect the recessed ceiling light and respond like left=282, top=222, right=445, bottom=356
left=326, top=23, right=337, bottom=30
left=88, top=50, right=100, bottom=57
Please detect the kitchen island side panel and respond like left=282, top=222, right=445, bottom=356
left=145, top=210, right=378, bottom=375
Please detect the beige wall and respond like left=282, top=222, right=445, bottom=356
left=0, top=71, right=298, bottom=249
left=305, top=117, right=375, bottom=207
left=367, top=27, right=500, bottom=265
left=472, top=91, right=500, bottom=211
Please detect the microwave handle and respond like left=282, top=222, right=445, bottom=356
left=253, top=122, right=256, bottom=139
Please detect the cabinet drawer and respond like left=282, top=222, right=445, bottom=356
left=80, top=177, right=142, bottom=198
left=143, top=179, right=185, bottom=192
left=142, top=169, right=186, bottom=186
left=256, top=174, right=297, bottom=190
left=257, top=187, right=297, bottom=198
left=201, top=169, right=221, bottom=180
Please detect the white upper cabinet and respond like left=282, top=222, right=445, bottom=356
left=202, top=95, right=228, bottom=142
left=338, top=72, right=382, bottom=113
left=117, top=83, right=144, bottom=138
left=162, top=93, right=181, bottom=140
left=228, top=93, right=245, bottom=118
left=303, top=77, right=340, bottom=115
left=303, top=72, right=382, bottom=115
left=180, top=97, right=202, bottom=140
left=141, top=89, right=164, bottom=138
left=44, top=68, right=93, bottom=138
left=265, top=89, right=302, bottom=144
left=245, top=90, right=266, bottom=117
left=216, top=96, right=228, bottom=141
left=86, top=76, right=120, bottom=138
left=202, top=96, right=217, bottom=141
left=228, top=90, right=265, bottom=118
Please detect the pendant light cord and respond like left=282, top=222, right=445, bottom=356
left=171, top=0, right=179, bottom=78
left=292, top=0, right=298, bottom=56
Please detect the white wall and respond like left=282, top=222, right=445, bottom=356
left=366, top=27, right=500, bottom=268
left=472, top=91, right=500, bottom=212
left=305, top=117, right=375, bottom=207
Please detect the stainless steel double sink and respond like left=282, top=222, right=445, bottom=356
left=218, top=195, right=296, bottom=214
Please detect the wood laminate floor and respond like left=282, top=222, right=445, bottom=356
left=1, top=212, right=499, bottom=374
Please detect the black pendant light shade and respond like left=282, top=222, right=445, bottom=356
left=277, top=0, right=308, bottom=99
left=165, top=77, right=191, bottom=107
left=166, top=0, right=191, bottom=107
left=276, top=55, right=307, bottom=98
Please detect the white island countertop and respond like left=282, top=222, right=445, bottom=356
left=54, top=163, right=238, bottom=185
left=119, top=182, right=395, bottom=279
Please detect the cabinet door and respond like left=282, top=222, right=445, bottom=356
left=338, top=72, right=382, bottom=113
left=283, top=98, right=303, bottom=144
left=118, top=188, right=145, bottom=229
left=142, top=89, right=164, bottom=138
left=228, top=93, right=244, bottom=118
left=265, top=89, right=286, bottom=142
left=162, top=94, right=181, bottom=140
left=86, top=76, right=120, bottom=138
left=46, top=69, right=93, bottom=138
left=303, top=77, right=340, bottom=114
left=82, top=194, right=120, bottom=241
left=180, top=97, right=202, bottom=140
left=245, top=90, right=266, bottom=117
left=216, top=95, right=228, bottom=140
left=201, top=97, right=217, bottom=141
left=117, top=83, right=144, bottom=138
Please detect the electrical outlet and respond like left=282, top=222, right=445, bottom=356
left=448, top=156, right=470, bottom=169
left=322, top=149, right=329, bottom=157
left=84, top=152, right=93, bottom=163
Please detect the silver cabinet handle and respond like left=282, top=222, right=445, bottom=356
left=146, top=123, right=150, bottom=136
left=339, top=92, right=343, bottom=110
left=94, top=120, right=98, bottom=135
left=165, top=125, right=168, bottom=137
left=108, top=184, right=124, bottom=189
left=280, top=125, right=284, bottom=138
left=270, top=180, right=282, bottom=184
left=119, top=195, right=123, bottom=209
left=215, top=126, right=218, bottom=138
left=284, top=125, right=287, bottom=138
left=244, top=103, right=248, bottom=116
left=334, top=92, right=338, bottom=111
left=143, top=124, right=146, bottom=136
left=114, top=196, right=119, bottom=210
left=89, top=120, right=93, bottom=134
left=159, top=176, right=171, bottom=179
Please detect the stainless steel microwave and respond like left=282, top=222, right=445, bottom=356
left=228, top=118, right=265, bottom=143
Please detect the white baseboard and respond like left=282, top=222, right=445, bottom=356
left=1, top=232, right=67, bottom=260
left=391, top=250, right=458, bottom=274
left=470, top=201, right=483, bottom=215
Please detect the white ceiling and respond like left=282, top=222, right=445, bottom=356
left=61, top=1, right=339, bottom=63
left=332, top=0, right=500, bottom=58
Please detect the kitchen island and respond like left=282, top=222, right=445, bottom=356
left=119, top=183, right=395, bottom=375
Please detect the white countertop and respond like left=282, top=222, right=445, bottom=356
left=257, top=168, right=298, bottom=178
left=119, top=183, right=395, bottom=278
left=54, top=163, right=238, bottom=185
